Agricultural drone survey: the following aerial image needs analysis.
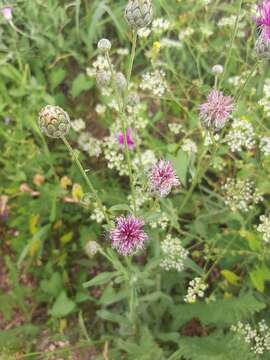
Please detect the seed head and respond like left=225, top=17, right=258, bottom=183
left=125, top=0, right=153, bottom=30
left=97, top=38, right=112, bottom=53
left=38, top=105, right=71, bottom=138
left=211, top=64, right=224, bottom=75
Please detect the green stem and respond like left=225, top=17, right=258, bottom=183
left=127, top=31, right=137, bottom=84
left=235, top=61, right=259, bottom=103
left=61, top=136, right=110, bottom=224
left=105, top=51, right=137, bottom=214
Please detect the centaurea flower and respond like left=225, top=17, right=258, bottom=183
left=110, top=215, right=148, bottom=256
left=255, top=1, right=270, bottom=41
left=149, top=160, right=180, bottom=197
left=199, top=90, right=234, bottom=131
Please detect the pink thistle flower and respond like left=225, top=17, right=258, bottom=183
left=2, top=6, right=12, bottom=21
left=199, top=89, right=234, bottom=131
left=118, top=128, right=135, bottom=149
left=110, top=215, right=148, bottom=256
left=149, top=160, right=180, bottom=197
left=255, top=0, right=270, bottom=41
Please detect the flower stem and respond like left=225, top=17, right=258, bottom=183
left=61, top=136, right=110, bottom=224
left=105, top=51, right=137, bottom=214
left=127, top=31, right=137, bottom=85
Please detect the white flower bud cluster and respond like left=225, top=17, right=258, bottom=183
left=95, top=104, right=106, bottom=116
left=160, top=234, right=188, bottom=272
left=86, top=55, right=111, bottom=78
left=149, top=212, right=169, bottom=230
left=225, top=119, right=255, bottom=153
left=182, top=139, right=198, bottom=154
left=203, top=131, right=220, bottom=146
left=77, top=132, right=102, bottom=158
left=260, top=136, right=270, bottom=156
left=103, top=134, right=129, bottom=176
left=140, top=69, right=167, bottom=97
left=222, top=178, right=263, bottom=213
left=184, top=277, right=208, bottom=303
left=231, top=320, right=270, bottom=355
left=152, top=18, right=170, bottom=34
left=257, top=214, right=270, bottom=244
left=259, top=79, right=270, bottom=116
left=71, top=118, right=86, bottom=132
left=132, top=149, right=157, bottom=171
left=90, top=203, right=107, bottom=224
left=168, top=122, right=183, bottom=135
left=128, top=186, right=151, bottom=210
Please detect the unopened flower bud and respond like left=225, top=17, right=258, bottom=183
left=85, top=241, right=100, bottom=258
left=96, top=70, right=111, bottom=88
left=125, top=0, right=153, bottom=30
left=211, top=64, right=224, bottom=75
left=97, top=38, right=112, bottom=53
left=38, top=105, right=70, bottom=138
left=115, top=72, right=127, bottom=92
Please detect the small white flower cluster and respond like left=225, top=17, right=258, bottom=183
left=231, top=320, right=270, bottom=355
left=222, top=178, right=263, bottom=212
left=150, top=212, right=169, bottom=230
left=152, top=18, right=170, bottom=34
left=85, top=241, right=99, bottom=258
left=218, top=14, right=245, bottom=29
left=95, top=104, right=106, bottom=116
left=86, top=55, right=110, bottom=77
left=90, top=203, right=106, bottom=224
left=168, top=122, right=183, bottom=135
left=71, top=118, right=86, bottom=132
left=138, top=27, right=151, bottom=38
left=178, top=27, right=194, bottom=41
left=140, top=69, right=167, bottom=97
left=184, top=277, right=208, bottom=303
left=225, top=119, right=255, bottom=153
left=260, top=137, right=270, bottom=156
left=103, top=134, right=129, bottom=176
left=128, top=186, right=151, bottom=210
left=160, top=234, right=188, bottom=272
left=133, top=149, right=157, bottom=171
left=116, top=48, right=129, bottom=56
left=77, top=132, right=102, bottom=158
left=257, top=214, right=270, bottom=244
left=203, top=131, right=220, bottom=146
left=182, top=139, right=198, bottom=154
left=259, top=79, right=270, bottom=116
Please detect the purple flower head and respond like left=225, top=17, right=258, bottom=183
left=2, top=6, right=12, bottom=21
left=118, top=128, right=135, bottom=149
left=199, top=90, right=234, bottom=131
left=110, top=215, right=148, bottom=256
left=255, top=1, right=270, bottom=41
left=149, top=160, right=180, bottom=197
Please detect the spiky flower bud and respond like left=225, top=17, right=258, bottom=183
left=38, top=105, right=70, bottom=138
left=96, top=70, right=111, bottom=88
left=127, top=91, right=140, bottom=106
left=125, top=0, right=153, bottom=30
left=97, top=38, right=112, bottom=53
left=255, top=35, right=270, bottom=60
left=115, top=72, right=127, bottom=92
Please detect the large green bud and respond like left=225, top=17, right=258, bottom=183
left=38, top=105, right=71, bottom=138
left=125, top=0, right=153, bottom=30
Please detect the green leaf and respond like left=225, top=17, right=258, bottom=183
left=83, top=271, right=118, bottom=288
left=50, top=291, right=76, bottom=318
left=70, top=73, right=93, bottom=97
left=49, top=68, right=67, bottom=90
left=250, top=265, right=270, bottom=292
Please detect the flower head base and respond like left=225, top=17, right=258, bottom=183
left=125, top=0, right=153, bottom=30
left=199, top=90, right=234, bottom=131
left=255, top=34, right=270, bottom=59
left=2, top=6, right=12, bottom=21
left=149, top=160, right=180, bottom=197
left=118, top=128, right=135, bottom=149
left=255, top=1, right=270, bottom=42
left=110, top=215, right=148, bottom=256
left=38, top=105, right=71, bottom=138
